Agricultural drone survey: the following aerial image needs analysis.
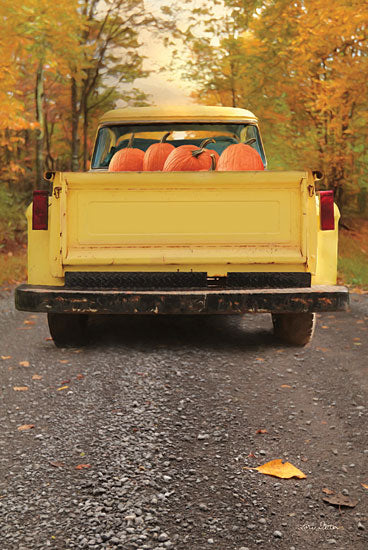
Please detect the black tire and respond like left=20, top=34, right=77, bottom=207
left=272, top=312, right=316, bottom=346
left=47, top=313, right=89, bottom=347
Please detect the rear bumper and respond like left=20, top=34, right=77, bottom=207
left=15, top=284, right=349, bottom=315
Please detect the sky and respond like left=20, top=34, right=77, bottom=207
left=118, top=0, right=223, bottom=107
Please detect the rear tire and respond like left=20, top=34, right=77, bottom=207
left=47, top=313, right=89, bottom=347
left=272, top=312, right=316, bottom=346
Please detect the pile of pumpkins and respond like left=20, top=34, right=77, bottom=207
left=108, top=133, right=264, bottom=173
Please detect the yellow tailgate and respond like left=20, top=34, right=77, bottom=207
left=49, top=170, right=317, bottom=277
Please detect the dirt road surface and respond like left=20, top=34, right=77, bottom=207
left=0, top=289, right=367, bottom=550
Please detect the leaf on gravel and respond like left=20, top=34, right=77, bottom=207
left=56, top=385, right=69, bottom=391
left=17, top=424, right=35, bottom=431
left=32, top=374, right=42, bottom=380
left=58, top=360, right=69, bottom=364
left=13, top=386, right=29, bottom=391
left=19, top=361, right=30, bottom=367
left=24, top=320, right=35, bottom=325
left=45, top=337, right=53, bottom=341
left=49, top=461, right=65, bottom=468
left=256, top=429, right=268, bottom=434
left=75, top=464, right=91, bottom=470
left=361, top=483, right=368, bottom=490
left=1, top=355, right=11, bottom=360
left=322, top=493, right=358, bottom=508
left=280, top=384, right=292, bottom=388
left=76, top=374, right=84, bottom=380
left=255, top=357, right=265, bottom=362
left=322, top=487, right=335, bottom=495
left=245, top=459, right=307, bottom=479
left=61, top=379, right=71, bottom=384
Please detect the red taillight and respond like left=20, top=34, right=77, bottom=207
left=319, top=190, right=335, bottom=231
left=32, top=190, right=49, bottom=230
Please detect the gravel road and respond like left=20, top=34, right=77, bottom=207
left=0, top=289, right=367, bottom=550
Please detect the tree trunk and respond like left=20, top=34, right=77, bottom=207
left=71, top=77, right=79, bottom=171
left=83, top=97, right=88, bottom=171
left=35, top=62, right=44, bottom=188
left=44, top=116, right=55, bottom=170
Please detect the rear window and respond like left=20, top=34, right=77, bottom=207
left=91, top=122, right=266, bottom=169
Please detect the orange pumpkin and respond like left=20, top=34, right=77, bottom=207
left=217, top=143, right=264, bottom=171
left=143, top=132, right=175, bottom=171
left=163, top=139, right=218, bottom=172
left=108, top=134, right=144, bottom=172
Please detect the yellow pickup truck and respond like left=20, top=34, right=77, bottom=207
left=15, top=106, right=348, bottom=346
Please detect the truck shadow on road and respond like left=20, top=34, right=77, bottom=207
left=85, top=313, right=278, bottom=351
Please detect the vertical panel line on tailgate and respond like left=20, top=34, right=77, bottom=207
left=300, top=175, right=308, bottom=265
left=61, top=178, right=68, bottom=266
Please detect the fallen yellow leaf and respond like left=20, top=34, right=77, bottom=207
left=256, top=357, right=265, bottom=362
left=13, top=386, right=29, bottom=391
left=322, top=487, right=335, bottom=495
left=19, top=361, right=30, bottom=367
left=32, top=374, right=43, bottom=380
left=57, top=385, right=69, bottom=391
left=17, top=424, right=35, bottom=431
left=24, top=320, right=35, bottom=325
left=58, top=360, right=69, bottom=364
left=245, top=459, right=306, bottom=479
left=1, top=355, right=11, bottom=360
left=75, top=464, right=91, bottom=470
left=361, top=483, right=368, bottom=490
left=281, top=384, right=292, bottom=388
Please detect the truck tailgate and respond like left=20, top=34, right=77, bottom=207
left=50, top=170, right=317, bottom=273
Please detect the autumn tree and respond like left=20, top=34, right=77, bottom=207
left=182, top=0, right=368, bottom=211
left=71, top=0, right=176, bottom=170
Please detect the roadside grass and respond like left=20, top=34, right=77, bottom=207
left=338, top=220, right=368, bottom=290
left=0, top=249, right=27, bottom=288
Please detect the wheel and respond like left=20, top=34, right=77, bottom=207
left=271, top=312, right=316, bottom=346
left=47, top=313, right=89, bottom=347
